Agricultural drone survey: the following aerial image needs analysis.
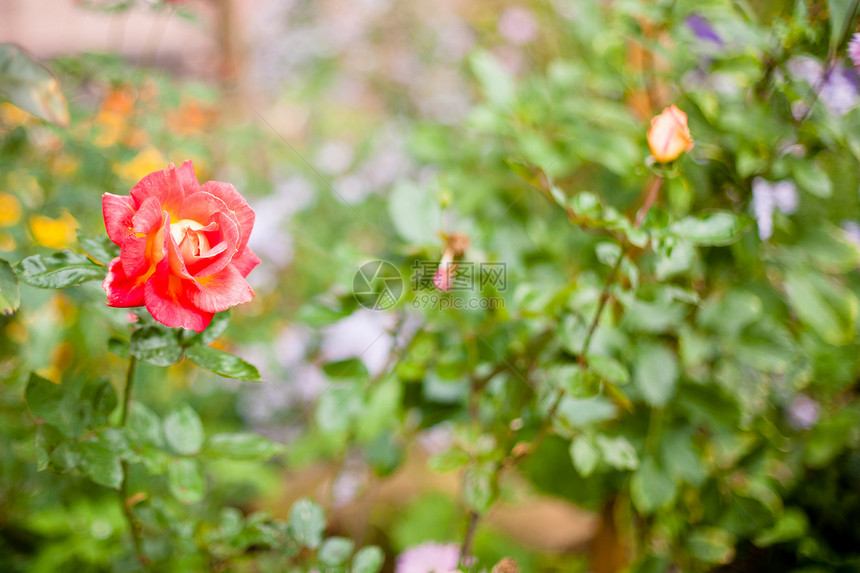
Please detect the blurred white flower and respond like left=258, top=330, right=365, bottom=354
left=787, top=56, right=860, bottom=117
left=316, top=140, right=355, bottom=175
left=752, top=178, right=798, bottom=241
left=396, top=542, right=460, bottom=573
left=321, top=310, right=398, bottom=377
left=788, top=394, right=819, bottom=430
left=842, top=221, right=860, bottom=249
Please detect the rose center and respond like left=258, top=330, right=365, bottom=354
left=170, top=218, right=211, bottom=255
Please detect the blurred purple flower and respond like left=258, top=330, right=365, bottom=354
left=849, top=33, right=860, bottom=74
left=752, top=178, right=798, bottom=241
left=788, top=395, right=819, bottom=430
left=498, top=6, right=539, bottom=46
left=842, top=220, right=860, bottom=249
left=788, top=56, right=860, bottom=117
left=686, top=14, right=722, bottom=46
left=396, top=542, right=460, bottom=573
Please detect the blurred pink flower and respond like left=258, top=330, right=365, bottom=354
left=498, top=6, right=538, bottom=46
left=396, top=542, right=460, bottom=573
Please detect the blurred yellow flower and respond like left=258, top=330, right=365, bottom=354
left=0, top=192, right=22, bottom=226
left=114, top=147, right=168, bottom=183
left=49, top=155, right=80, bottom=178
left=30, top=211, right=78, bottom=249
left=0, top=102, right=34, bottom=129
left=0, top=233, right=15, bottom=251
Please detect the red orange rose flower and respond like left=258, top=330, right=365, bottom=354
left=102, top=161, right=259, bottom=332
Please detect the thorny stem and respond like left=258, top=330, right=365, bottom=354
left=119, top=355, right=147, bottom=567
left=457, top=176, right=666, bottom=564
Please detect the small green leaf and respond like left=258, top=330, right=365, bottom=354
left=127, top=402, right=164, bottom=448
left=686, top=528, right=736, bottom=565
left=784, top=269, right=857, bottom=345
left=318, top=536, right=354, bottom=565
left=18, top=250, right=105, bottom=289
left=25, top=373, right=81, bottom=437
left=130, top=326, right=183, bottom=367
left=322, top=357, right=369, bottom=379
left=470, top=50, right=514, bottom=108
left=570, top=436, right=600, bottom=477
left=0, top=258, right=21, bottom=316
left=0, top=44, right=69, bottom=126
left=289, top=498, right=326, bottom=549
left=792, top=161, right=832, bottom=198
left=631, top=457, right=676, bottom=514
left=78, top=429, right=126, bottom=489
left=80, top=378, right=117, bottom=426
left=185, top=345, right=261, bottom=381
left=634, top=342, right=679, bottom=408
left=754, top=508, right=808, bottom=547
left=77, top=232, right=118, bottom=266
left=163, top=403, right=204, bottom=456
left=352, top=546, right=385, bottom=573
left=168, top=457, right=206, bottom=504
left=204, top=432, right=284, bottom=461
left=428, top=447, right=470, bottom=473
left=827, top=0, right=858, bottom=51
left=597, top=435, right=639, bottom=470
left=671, top=213, right=742, bottom=246
left=588, top=354, right=630, bottom=386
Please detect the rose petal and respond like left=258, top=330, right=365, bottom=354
left=130, top=163, right=186, bottom=215
left=103, top=257, right=146, bottom=307
left=186, top=263, right=255, bottom=313
left=103, top=193, right=136, bottom=245
left=176, top=160, right=201, bottom=196
left=132, top=196, right=165, bottom=235
left=200, top=181, right=255, bottom=253
left=144, top=256, right=213, bottom=332
left=231, top=245, right=261, bottom=278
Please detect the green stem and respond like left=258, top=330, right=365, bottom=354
left=119, top=355, right=147, bottom=567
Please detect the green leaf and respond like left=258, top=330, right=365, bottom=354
left=827, top=0, right=858, bottom=50
left=570, top=436, right=600, bottom=477
left=322, top=357, right=369, bottom=379
left=671, top=213, right=743, bottom=246
left=0, top=44, right=69, bottom=126
left=289, top=498, right=326, bottom=549
left=428, top=446, right=470, bottom=473
left=631, top=457, right=676, bottom=514
left=588, top=354, right=630, bottom=386
left=78, top=429, right=126, bottom=489
left=185, top=345, right=261, bottom=381
left=792, top=161, right=832, bottom=198
left=168, top=457, right=205, bottom=504
left=388, top=180, right=442, bottom=244
left=17, top=250, right=105, bottom=289
left=470, top=50, right=515, bottom=108
left=754, top=508, right=809, bottom=547
left=204, top=432, right=284, bottom=461
left=659, top=429, right=706, bottom=486
left=634, top=342, right=679, bottom=408
left=318, top=536, right=354, bottom=565
left=352, top=546, right=385, bottom=573
left=686, top=528, right=735, bottom=565
left=179, top=310, right=231, bottom=347
left=79, top=378, right=118, bottom=426
left=127, top=402, right=164, bottom=448
left=463, top=463, right=496, bottom=514
left=25, top=373, right=82, bottom=437
left=0, top=258, right=21, bottom=316
left=163, top=403, right=204, bottom=456
left=77, top=232, right=118, bottom=266
left=784, top=269, right=857, bottom=345
left=597, top=435, right=639, bottom=470
left=130, top=326, right=183, bottom=367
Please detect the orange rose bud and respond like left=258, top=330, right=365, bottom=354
left=647, top=105, right=694, bottom=163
